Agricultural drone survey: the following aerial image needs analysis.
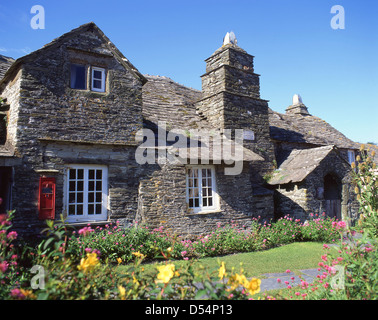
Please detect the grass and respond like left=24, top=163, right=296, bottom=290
left=117, top=242, right=325, bottom=279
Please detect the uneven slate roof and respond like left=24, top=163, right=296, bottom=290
left=269, top=109, right=359, bottom=150
left=0, top=22, right=146, bottom=90
left=142, top=75, right=263, bottom=162
left=268, top=145, right=335, bottom=185
left=0, top=55, right=14, bottom=80
left=142, top=75, right=206, bottom=130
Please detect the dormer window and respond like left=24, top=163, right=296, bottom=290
left=70, top=64, right=86, bottom=90
left=91, top=67, right=106, bottom=92
left=70, top=64, right=106, bottom=92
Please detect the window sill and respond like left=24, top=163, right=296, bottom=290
left=186, top=209, right=222, bottom=216
left=64, top=220, right=110, bottom=227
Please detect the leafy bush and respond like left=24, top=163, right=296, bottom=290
left=353, top=145, right=378, bottom=239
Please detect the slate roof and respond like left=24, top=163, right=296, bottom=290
left=142, top=75, right=263, bottom=162
left=269, top=109, right=359, bottom=150
left=268, top=145, right=336, bottom=185
left=0, top=55, right=14, bottom=80
left=142, top=75, right=205, bottom=130
left=0, top=22, right=147, bottom=90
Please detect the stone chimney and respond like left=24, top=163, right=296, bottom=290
left=195, top=32, right=275, bottom=165
left=286, top=94, right=310, bottom=116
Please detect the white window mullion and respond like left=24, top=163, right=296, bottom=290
left=83, top=168, right=88, bottom=218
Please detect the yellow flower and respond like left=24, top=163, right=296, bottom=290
left=132, top=251, right=145, bottom=259
left=118, top=285, right=126, bottom=300
left=20, top=289, right=36, bottom=299
left=243, top=278, right=261, bottom=296
left=228, top=273, right=247, bottom=291
left=117, top=257, right=122, bottom=264
left=156, top=264, right=175, bottom=284
left=133, top=276, right=140, bottom=286
left=218, top=262, right=227, bottom=280
left=77, top=252, right=100, bottom=273
left=167, top=247, right=172, bottom=252
left=360, top=144, right=365, bottom=151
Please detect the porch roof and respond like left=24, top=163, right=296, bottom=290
left=268, top=145, right=336, bottom=185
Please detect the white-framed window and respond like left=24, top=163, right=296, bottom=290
left=348, top=150, right=356, bottom=165
left=64, top=164, right=108, bottom=222
left=186, top=165, right=219, bottom=213
left=91, top=67, right=106, bottom=92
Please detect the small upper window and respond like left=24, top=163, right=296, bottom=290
left=70, top=64, right=86, bottom=90
left=91, top=67, right=106, bottom=92
left=348, top=150, right=356, bottom=165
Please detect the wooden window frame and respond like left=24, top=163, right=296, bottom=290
left=64, top=164, right=108, bottom=222
left=91, top=66, right=106, bottom=92
left=186, top=165, right=219, bottom=214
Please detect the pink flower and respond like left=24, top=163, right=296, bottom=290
left=0, top=261, right=9, bottom=273
left=78, top=226, right=93, bottom=237
left=7, top=231, right=17, bottom=240
left=285, top=269, right=291, bottom=273
left=10, top=288, right=25, bottom=299
left=277, top=278, right=281, bottom=283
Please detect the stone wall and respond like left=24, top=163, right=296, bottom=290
left=137, top=162, right=262, bottom=237
left=0, top=24, right=146, bottom=236
left=273, top=150, right=359, bottom=223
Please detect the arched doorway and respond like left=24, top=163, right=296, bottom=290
left=324, top=173, right=341, bottom=220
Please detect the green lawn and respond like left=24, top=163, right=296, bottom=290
left=117, top=242, right=325, bottom=279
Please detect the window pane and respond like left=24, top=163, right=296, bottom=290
left=89, top=170, right=95, bottom=179
left=194, top=199, right=199, bottom=207
left=77, top=169, right=84, bottom=179
left=69, top=193, right=76, bottom=203
left=69, top=205, right=75, bottom=215
left=95, top=204, right=102, bottom=214
left=69, top=181, right=76, bottom=192
left=202, top=178, right=207, bottom=187
left=70, top=65, right=86, bottom=90
left=77, top=205, right=83, bottom=215
left=88, top=204, right=94, bottom=215
left=89, top=181, right=95, bottom=191
left=189, top=199, right=193, bottom=208
left=93, top=79, right=102, bottom=89
left=88, top=192, right=94, bottom=203
left=93, top=70, right=102, bottom=79
left=77, top=192, right=83, bottom=203
left=202, top=169, right=207, bottom=177
left=96, top=170, right=102, bottom=179
left=96, top=192, right=102, bottom=202
left=203, top=198, right=208, bottom=207
left=208, top=198, right=213, bottom=206
left=96, top=181, right=102, bottom=191
left=77, top=181, right=84, bottom=191
left=203, top=188, right=207, bottom=196
left=69, top=169, right=76, bottom=180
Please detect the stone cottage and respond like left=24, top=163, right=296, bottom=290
left=0, top=23, right=360, bottom=237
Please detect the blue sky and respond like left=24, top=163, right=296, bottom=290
left=0, top=0, right=377, bottom=144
